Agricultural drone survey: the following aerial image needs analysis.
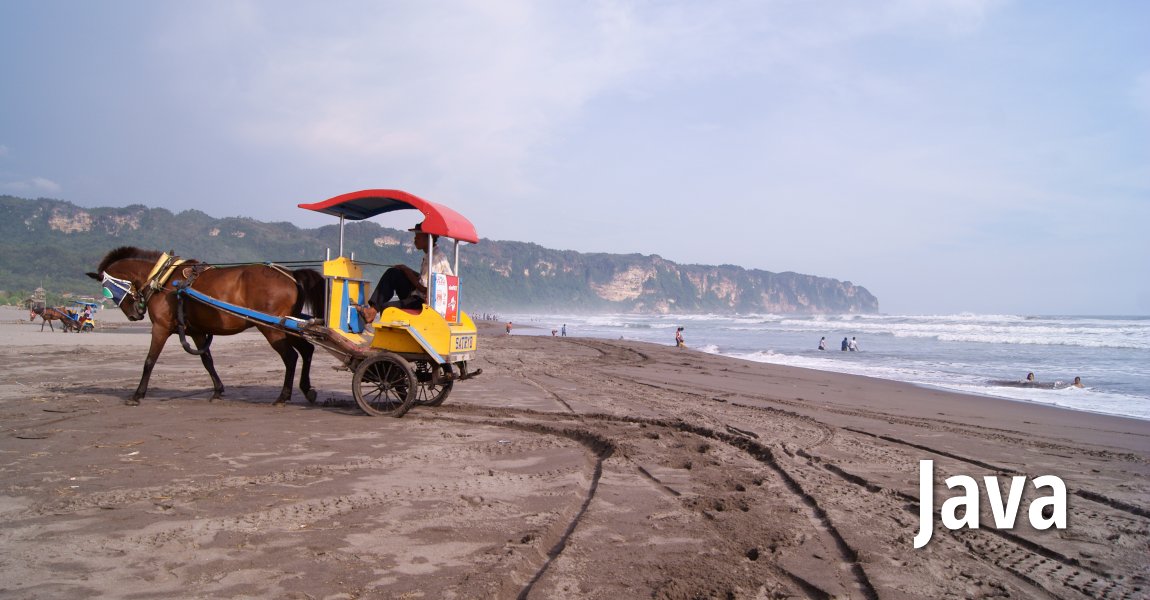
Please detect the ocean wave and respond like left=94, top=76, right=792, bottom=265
left=508, top=311, right=1150, bottom=420
left=928, top=333, right=1150, bottom=349
left=524, top=312, right=1150, bottom=350
left=773, top=317, right=1150, bottom=350
left=717, top=348, right=1150, bottom=420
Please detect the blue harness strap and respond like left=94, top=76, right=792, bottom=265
left=174, top=283, right=307, bottom=332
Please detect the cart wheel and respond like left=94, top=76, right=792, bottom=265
left=82, top=323, right=94, bottom=332
left=412, top=361, right=454, bottom=407
left=352, top=353, right=417, bottom=417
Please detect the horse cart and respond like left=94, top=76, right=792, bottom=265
left=97, top=189, right=481, bottom=417
left=67, top=300, right=99, bottom=332
left=29, top=301, right=93, bottom=332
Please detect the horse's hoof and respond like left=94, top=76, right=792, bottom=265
left=305, top=389, right=317, bottom=404
left=125, top=398, right=141, bottom=406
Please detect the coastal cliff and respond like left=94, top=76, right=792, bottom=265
left=467, top=241, right=877, bottom=313
left=0, top=196, right=878, bottom=314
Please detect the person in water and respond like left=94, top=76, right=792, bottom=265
left=1072, top=376, right=1084, bottom=388
left=1025, top=372, right=1036, bottom=383
left=818, top=337, right=826, bottom=350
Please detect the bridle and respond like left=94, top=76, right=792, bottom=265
left=101, top=253, right=186, bottom=317
left=101, top=271, right=141, bottom=312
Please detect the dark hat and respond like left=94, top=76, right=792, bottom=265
left=409, top=221, right=440, bottom=241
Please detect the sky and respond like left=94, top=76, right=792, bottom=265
left=2, top=1, right=1148, bottom=315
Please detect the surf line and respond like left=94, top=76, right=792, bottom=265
left=913, top=459, right=1066, bottom=548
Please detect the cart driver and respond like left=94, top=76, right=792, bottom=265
left=361, top=222, right=453, bottom=322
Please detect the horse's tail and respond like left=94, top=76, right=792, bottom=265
left=292, top=268, right=327, bottom=320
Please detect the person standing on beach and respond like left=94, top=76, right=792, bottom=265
left=561, top=324, right=567, bottom=337
left=675, top=327, right=685, bottom=348
left=848, top=337, right=859, bottom=351
left=506, top=321, right=513, bottom=336
left=818, top=337, right=826, bottom=350
left=841, top=337, right=849, bottom=351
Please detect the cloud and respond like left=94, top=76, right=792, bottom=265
left=147, top=1, right=1006, bottom=198
left=2, top=177, right=62, bottom=194
left=151, top=2, right=658, bottom=196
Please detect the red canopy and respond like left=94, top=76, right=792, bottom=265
left=299, top=189, right=479, bottom=243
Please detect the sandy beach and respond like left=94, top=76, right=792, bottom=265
left=1, top=306, right=1147, bottom=599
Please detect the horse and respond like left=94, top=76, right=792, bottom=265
left=87, top=247, right=327, bottom=406
left=29, top=306, right=79, bottom=332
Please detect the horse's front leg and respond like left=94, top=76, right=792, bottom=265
left=259, top=328, right=297, bottom=405
left=192, top=333, right=225, bottom=401
left=130, top=327, right=171, bottom=406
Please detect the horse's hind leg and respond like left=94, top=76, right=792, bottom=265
left=291, top=338, right=317, bottom=403
left=193, top=333, right=225, bottom=401
left=259, top=328, right=298, bottom=405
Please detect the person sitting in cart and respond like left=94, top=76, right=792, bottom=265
left=361, top=221, right=454, bottom=322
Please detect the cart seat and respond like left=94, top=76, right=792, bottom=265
left=378, top=300, right=423, bottom=317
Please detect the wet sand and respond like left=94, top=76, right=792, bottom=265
left=1, top=306, right=1148, bottom=599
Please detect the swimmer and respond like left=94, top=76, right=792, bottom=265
left=1025, top=372, right=1036, bottom=383
left=1072, top=376, right=1084, bottom=388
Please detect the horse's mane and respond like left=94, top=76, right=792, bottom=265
left=95, top=246, right=164, bottom=275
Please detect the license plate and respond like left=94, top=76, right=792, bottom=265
left=453, top=335, right=475, bottom=352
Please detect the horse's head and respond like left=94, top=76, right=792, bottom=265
left=89, top=247, right=167, bottom=322
left=88, top=268, right=148, bottom=320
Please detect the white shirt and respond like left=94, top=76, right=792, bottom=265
left=420, top=246, right=454, bottom=280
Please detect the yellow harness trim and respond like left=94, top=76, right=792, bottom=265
left=143, top=255, right=295, bottom=294
left=143, top=253, right=190, bottom=292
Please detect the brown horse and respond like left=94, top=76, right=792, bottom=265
left=87, top=247, right=326, bottom=406
left=30, top=306, right=79, bottom=332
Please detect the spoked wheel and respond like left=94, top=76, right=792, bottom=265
left=412, top=360, right=454, bottom=407
left=352, top=353, right=417, bottom=417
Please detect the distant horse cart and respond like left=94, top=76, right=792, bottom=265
left=65, top=300, right=99, bottom=332
left=29, top=305, right=80, bottom=332
left=88, top=189, right=481, bottom=416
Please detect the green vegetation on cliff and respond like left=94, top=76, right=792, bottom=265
left=0, top=196, right=878, bottom=314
